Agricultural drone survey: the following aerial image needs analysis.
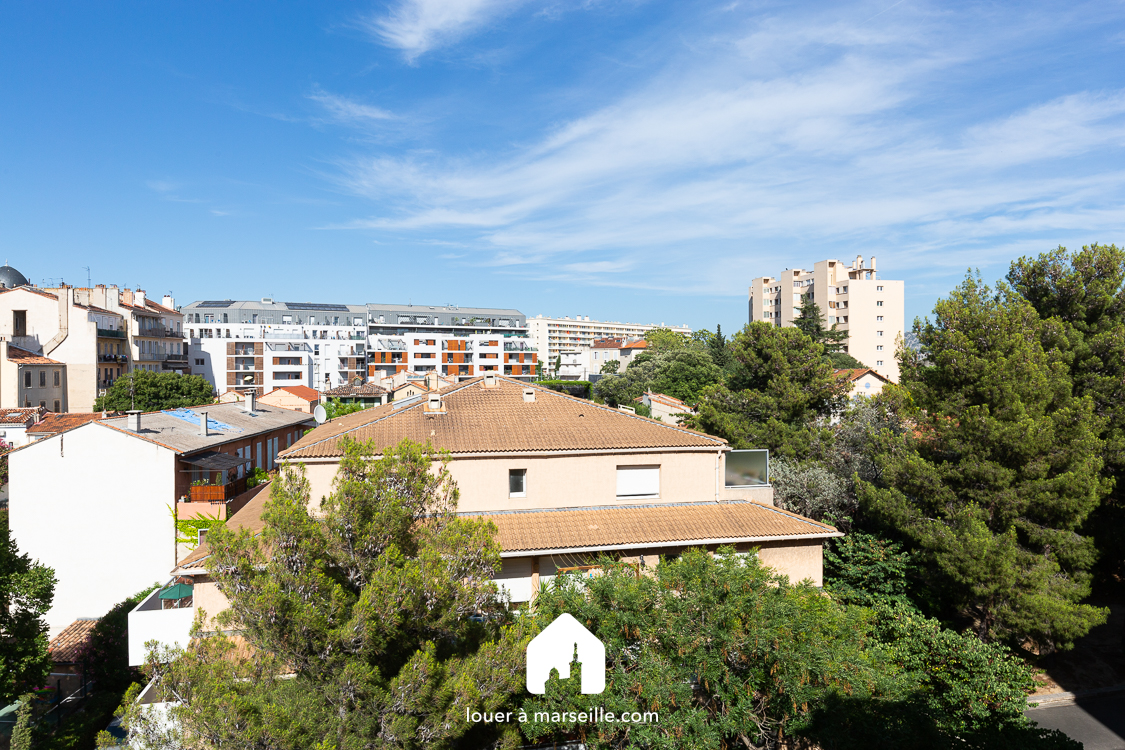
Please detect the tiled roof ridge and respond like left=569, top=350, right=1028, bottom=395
left=460, top=499, right=837, bottom=532
left=522, top=378, right=722, bottom=443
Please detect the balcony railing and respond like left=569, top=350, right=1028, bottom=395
left=188, top=476, right=248, bottom=503
left=98, top=354, right=128, bottom=363
left=97, top=328, right=126, bottom=339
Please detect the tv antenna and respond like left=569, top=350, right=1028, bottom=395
left=83, top=266, right=91, bottom=287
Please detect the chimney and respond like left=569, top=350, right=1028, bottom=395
left=869, top=256, right=876, bottom=271
left=199, top=411, right=209, bottom=437
left=244, top=391, right=256, bottom=414
left=163, top=294, right=175, bottom=309
left=126, top=410, right=142, bottom=432
left=523, top=387, right=535, bottom=403
left=120, top=288, right=133, bottom=306
left=483, top=373, right=497, bottom=388
left=427, top=392, right=443, bottom=412
left=855, top=255, right=863, bottom=270
left=135, top=289, right=146, bottom=307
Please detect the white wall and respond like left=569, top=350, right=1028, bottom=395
left=9, top=424, right=177, bottom=636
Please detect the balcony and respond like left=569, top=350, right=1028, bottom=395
left=187, top=476, right=248, bottom=503
left=503, top=341, right=537, bottom=352
left=160, top=328, right=184, bottom=338
left=128, top=585, right=195, bottom=666
left=97, top=328, right=126, bottom=339
left=98, top=354, right=128, bottom=363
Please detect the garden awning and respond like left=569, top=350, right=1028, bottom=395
left=180, top=451, right=246, bottom=472
left=158, top=583, right=194, bottom=600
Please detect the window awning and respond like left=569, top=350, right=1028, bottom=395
left=180, top=451, right=246, bottom=472
left=158, top=583, right=194, bottom=600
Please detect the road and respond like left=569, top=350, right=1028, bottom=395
left=1028, top=694, right=1125, bottom=750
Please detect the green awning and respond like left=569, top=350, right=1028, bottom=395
left=158, top=583, right=194, bottom=600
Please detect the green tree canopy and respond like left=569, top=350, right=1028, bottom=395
left=93, top=370, right=214, bottom=412
left=642, top=327, right=690, bottom=351
left=323, top=397, right=368, bottom=420
left=795, top=298, right=849, bottom=354
left=592, top=350, right=721, bottom=406
left=121, top=439, right=526, bottom=750
left=0, top=510, right=56, bottom=705
left=599, top=358, right=619, bottom=374
left=858, top=274, right=1109, bottom=650
left=686, top=323, right=851, bottom=458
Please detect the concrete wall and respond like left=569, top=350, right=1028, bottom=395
left=298, top=450, right=773, bottom=515
left=9, top=423, right=177, bottom=636
left=756, top=538, right=825, bottom=586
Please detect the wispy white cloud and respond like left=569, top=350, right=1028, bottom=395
left=308, top=88, right=395, bottom=123
left=331, top=1, right=1125, bottom=295
left=364, top=0, right=527, bottom=61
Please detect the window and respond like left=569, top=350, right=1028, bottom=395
left=53, top=370, right=60, bottom=386
left=39, top=370, right=46, bottom=387
left=195, top=358, right=204, bottom=366
left=876, top=301, right=884, bottom=307
left=509, top=469, right=527, bottom=497
left=876, top=316, right=883, bottom=321
left=256, top=441, right=263, bottom=469
left=53, top=400, right=60, bottom=412
left=23, top=371, right=30, bottom=388
left=877, top=331, right=884, bottom=337
left=39, top=401, right=46, bottom=408
left=865, top=382, right=871, bottom=389
left=876, top=360, right=884, bottom=366
left=877, top=285, right=883, bottom=291
left=877, top=345, right=884, bottom=351
left=616, top=465, right=659, bottom=498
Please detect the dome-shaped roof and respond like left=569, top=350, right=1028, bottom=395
left=0, top=265, right=28, bottom=289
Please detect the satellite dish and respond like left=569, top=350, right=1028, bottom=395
left=313, top=405, right=327, bottom=424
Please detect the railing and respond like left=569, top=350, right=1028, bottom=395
left=97, top=328, right=126, bottom=339
left=503, top=342, right=537, bottom=352
left=161, top=328, right=184, bottom=338
left=98, top=354, right=128, bottom=363
left=233, top=365, right=259, bottom=371
left=189, top=476, right=248, bottom=502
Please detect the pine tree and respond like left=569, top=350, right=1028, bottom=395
left=794, top=298, right=848, bottom=354
left=859, top=274, right=1109, bottom=650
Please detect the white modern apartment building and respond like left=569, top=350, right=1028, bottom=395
left=183, top=299, right=369, bottom=395
left=527, top=316, right=691, bottom=372
left=749, top=256, right=904, bottom=382
left=366, top=303, right=537, bottom=381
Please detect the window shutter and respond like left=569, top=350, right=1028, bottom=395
left=616, top=466, right=659, bottom=497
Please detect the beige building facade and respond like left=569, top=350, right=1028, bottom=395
left=528, top=315, right=690, bottom=374
left=749, top=256, right=904, bottom=382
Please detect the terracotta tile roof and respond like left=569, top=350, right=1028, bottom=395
left=326, top=382, right=389, bottom=398
left=477, top=501, right=839, bottom=555
left=281, top=376, right=725, bottom=460
left=49, top=618, right=98, bottom=663
left=267, top=385, right=320, bottom=402
left=591, top=338, right=625, bottom=349
left=143, top=299, right=178, bottom=315
left=27, top=412, right=108, bottom=434
left=834, top=368, right=892, bottom=384
left=6, top=346, right=63, bottom=365
left=0, top=406, right=46, bottom=425
left=637, top=392, right=690, bottom=410
left=0, top=287, right=57, bottom=301
left=621, top=340, right=649, bottom=350
left=174, top=483, right=273, bottom=572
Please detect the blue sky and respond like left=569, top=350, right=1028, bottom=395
left=2, top=1, right=1124, bottom=332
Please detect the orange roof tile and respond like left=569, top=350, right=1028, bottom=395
left=49, top=618, right=98, bottom=663
left=621, top=340, right=649, bottom=350
left=27, top=412, right=108, bottom=434
left=0, top=406, right=46, bottom=425
left=267, top=385, right=320, bottom=402
left=834, top=368, right=892, bottom=384
left=477, top=502, right=839, bottom=555
left=281, top=376, right=724, bottom=460
left=6, top=346, right=63, bottom=364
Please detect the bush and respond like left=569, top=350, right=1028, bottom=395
left=74, top=585, right=160, bottom=694
left=535, top=380, right=592, bottom=399
left=245, top=467, right=268, bottom=488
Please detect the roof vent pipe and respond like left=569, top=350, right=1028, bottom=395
left=427, top=393, right=442, bottom=411
left=244, top=391, right=256, bottom=414
left=199, top=411, right=209, bottom=437
left=483, top=373, right=497, bottom=388
left=126, top=410, right=141, bottom=432
left=523, top=388, right=535, bottom=403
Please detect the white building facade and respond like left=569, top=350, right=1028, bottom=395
left=749, top=256, right=904, bottom=383
left=527, top=316, right=690, bottom=374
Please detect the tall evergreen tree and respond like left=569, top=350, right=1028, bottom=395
left=858, top=274, right=1109, bottom=650
left=0, top=510, right=55, bottom=705
left=687, top=323, right=850, bottom=459
left=795, top=298, right=848, bottom=354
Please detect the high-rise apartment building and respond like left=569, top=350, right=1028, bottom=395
left=527, top=316, right=691, bottom=372
left=749, top=256, right=903, bottom=382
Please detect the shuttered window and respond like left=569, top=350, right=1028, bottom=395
left=616, top=465, right=659, bottom=498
